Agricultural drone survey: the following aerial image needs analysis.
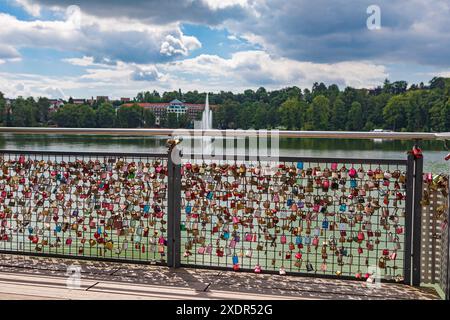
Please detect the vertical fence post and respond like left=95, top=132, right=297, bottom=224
left=167, top=143, right=182, bottom=268
left=412, top=153, right=423, bottom=286
left=404, top=154, right=414, bottom=285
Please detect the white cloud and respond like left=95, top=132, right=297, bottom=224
left=63, top=56, right=96, bottom=67
left=14, top=0, right=41, bottom=17
left=1, top=49, right=389, bottom=99
left=0, top=11, right=201, bottom=64
left=160, top=34, right=202, bottom=57
left=162, top=50, right=388, bottom=89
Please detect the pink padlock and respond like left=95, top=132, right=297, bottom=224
left=254, top=264, right=261, bottom=273
left=331, top=163, right=338, bottom=171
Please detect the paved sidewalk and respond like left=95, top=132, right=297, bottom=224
left=0, top=254, right=439, bottom=300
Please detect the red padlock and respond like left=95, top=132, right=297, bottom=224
left=411, top=145, right=423, bottom=159
left=445, top=153, right=450, bottom=161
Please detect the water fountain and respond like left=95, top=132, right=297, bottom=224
left=200, top=93, right=213, bottom=155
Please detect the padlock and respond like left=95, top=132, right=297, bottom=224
left=378, top=257, right=386, bottom=269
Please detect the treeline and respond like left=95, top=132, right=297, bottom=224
left=1, top=77, right=450, bottom=131
left=0, top=97, right=155, bottom=128
left=211, top=77, right=450, bottom=132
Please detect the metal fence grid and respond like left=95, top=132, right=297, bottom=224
left=179, top=156, right=410, bottom=281
left=0, top=150, right=168, bottom=264
left=420, top=173, right=449, bottom=298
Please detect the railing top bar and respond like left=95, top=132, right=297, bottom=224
left=0, top=127, right=448, bottom=140
left=0, top=149, right=168, bottom=158
left=179, top=153, right=408, bottom=165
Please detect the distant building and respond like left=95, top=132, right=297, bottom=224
left=120, top=97, right=131, bottom=103
left=48, top=99, right=65, bottom=112
left=96, top=96, right=109, bottom=102
left=70, top=98, right=85, bottom=105
left=121, top=99, right=217, bottom=126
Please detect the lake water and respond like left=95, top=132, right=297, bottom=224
left=0, top=133, right=448, bottom=174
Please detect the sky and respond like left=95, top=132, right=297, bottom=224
left=0, top=0, right=449, bottom=99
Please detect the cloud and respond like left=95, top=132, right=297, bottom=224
left=63, top=56, right=95, bottom=67
left=0, top=45, right=21, bottom=61
left=160, top=34, right=202, bottom=57
left=0, top=11, right=201, bottom=64
left=222, top=0, right=450, bottom=66
left=162, top=50, right=388, bottom=89
left=0, top=50, right=388, bottom=99
left=14, top=0, right=41, bottom=16
left=130, top=66, right=161, bottom=82
left=21, top=0, right=248, bottom=25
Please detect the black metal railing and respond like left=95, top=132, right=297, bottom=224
left=177, top=154, right=417, bottom=283
left=0, top=150, right=169, bottom=264
left=0, top=148, right=427, bottom=287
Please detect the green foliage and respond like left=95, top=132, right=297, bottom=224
left=96, top=103, right=116, bottom=128
left=0, top=92, right=5, bottom=124
left=347, top=101, right=363, bottom=131
left=278, top=97, right=304, bottom=130
left=37, top=97, right=50, bottom=123
left=10, top=97, right=38, bottom=127
left=3, top=76, right=450, bottom=131
left=116, top=104, right=143, bottom=128
left=305, top=95, right=330, bottom=130
left=143, top=109, right=156, bottom=128
left=52, top=104, right=95, bottom=127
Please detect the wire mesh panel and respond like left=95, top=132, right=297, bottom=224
left=420, top=174, right=449, bottom=297
left=0, top=151, right=168, bottom=264
left=179, top=156, right=409, bottom=281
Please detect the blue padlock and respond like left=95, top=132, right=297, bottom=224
left=295, top=235, right=303, bottom=245
left=206, top=191, right=213, bottom=200
left=350, top=179, right=357, bottom=188
left=304, top=235, right=311, bottom=245
left=297, top=162, right=304, bottom=170
left=322, top=218, right=329, bottom=229
left=186, top=205, right=192, bottom=214
left=339, top=203, right=347, bottom=212
left=232, top=255, right=239, bottom=265
left=287, top=199, right=293, bottom=207
left=224, top=232, right=230, bottom=240
left=143, top=205, right=150, bottom=213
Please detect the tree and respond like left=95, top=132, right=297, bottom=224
left=116, top=104, right=143, bottom=128
left=278, top=98, right=303, bottom=130
left=166, top=112, right=178, bottom=128
left=0, top=92, right=5, bottom=125
left=37, top=97, right=51, bottom=123
left=10, top=97, right=38, bottom=127
left=305, top=95, right=330, bottom=130
left=143, top=109, right=156, bottom=128
left=96, top=103, right=116, bottom=128
left=78, top=104, right=96, bottom=127
left=383, top=96, right=409, bottom=130
left=253, top=102, right=270, bottom=129
left=347, top=102, right=363, bottom=131
left=52, top=104, right=95, bottom=127
left=330, top=97, right=347, bottom=130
